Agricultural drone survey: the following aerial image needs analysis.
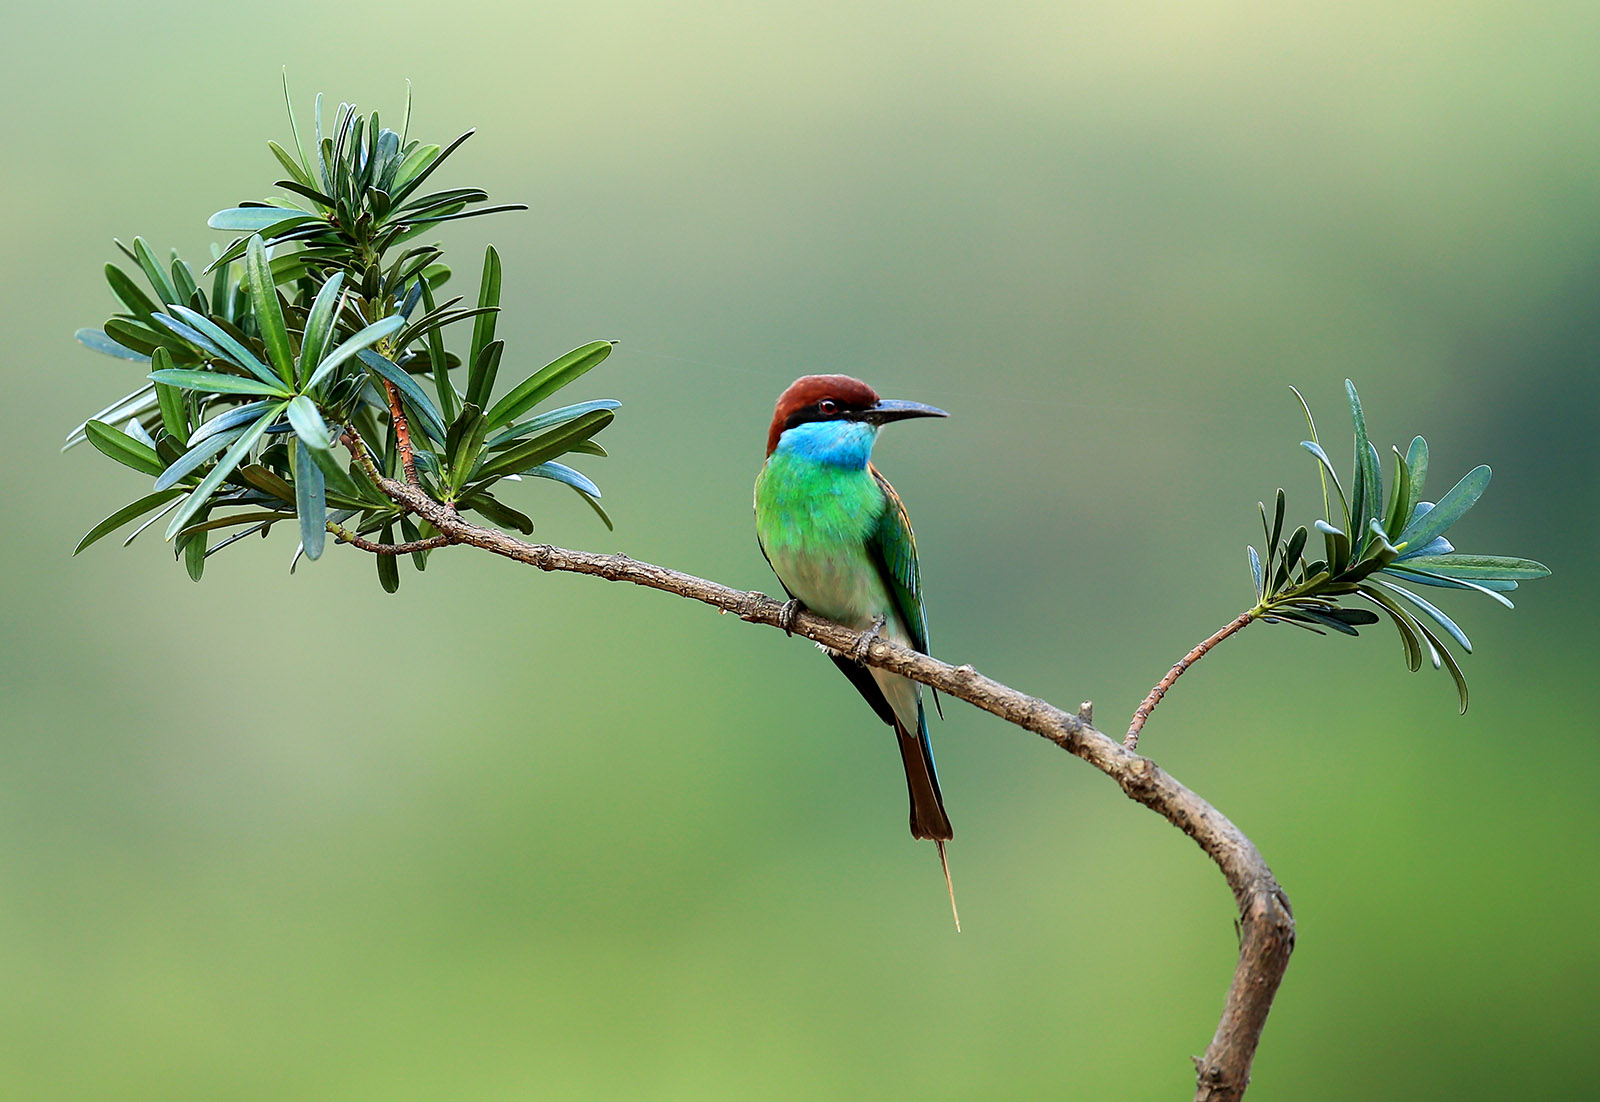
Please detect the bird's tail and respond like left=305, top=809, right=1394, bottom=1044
left=895, top=716, right=952, bottom=842
left=894, top=715, right=959, bottom=931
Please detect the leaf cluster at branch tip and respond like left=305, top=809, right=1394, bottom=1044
left=68, top=80, right=620, bottom=588
left=1248, top=382, right=1550, bottom=711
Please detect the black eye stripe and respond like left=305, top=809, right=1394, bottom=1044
left=782, top=398, right=864, bottom=433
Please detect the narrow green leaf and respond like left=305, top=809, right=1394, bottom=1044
left=1301, top=440, right=1352, bottom=533
left=389, top=131, right=473, bottom=203
left=236, top=464, right=296, bottom=504
left=133, top=237, right=180, bottom=307
left=464, top=340, right=503, bottom=411
left=1383, top=566, right=1517, bottom=594
left=286, top=395, right=332, bottom=450
left=1404, top=436, right=1429, bottom=515
left=460, top=490, right=534, bottom=534
left=486, top=401, right=625, bottom=447
left=245, top=235, right=295, bottom=385
left=149, top=368, right=289, bottom=397
left=84, top=420, right=165, bottom=476
left=64, top=386, right=157, bottom=450
left=402, top=204, right=527, bottom=227
left=446, top=405, right=489, bottom=493
left=1345, top=380, right=1384, bottom=548
left=269, top=140, right=315, bottom=190
left=191, top=401, right=274, bottom=446
left=377, top=524, right=400, bottom=592
left=1248, top=545, right=1264, bottom=598
left=294, top=439, right=326, bottom=560
left=1358, top=441, right=1383, bottom=551
left=104, top=319, right=186, bottom=359
left=1399, top=554, right=1550, bottom=580
left=1410, top=616, right=1470, bottom=714
left=182, top=524, right=207, bottom=581
left=1291, top=384, right=1331, bottom=523
left=399, top=187, right=492, bottom=216
left=388, top=143, right=440, bottom=195
left=77, top=327, right=150, bottom=362
left=1382, top=565, right=1516, bottom=607
left=297, top=272, right=345, bottom=385
left=485, top=341, right=614, bottom=428
left=1269, top=611, right=1328, bottom=635
left=1375, top=580, right=1473, bottom=653
left=153, top=370, right=187, bottom=443
left=359, top=350, right=448, bottom=443
left=207, top=207, right=320, bottom=232
left=474, top=409, right=614, bottom=481
left=164, top=304, right=282, bottom=388
left=154, top=428, right=242, bottom=491
left=175, top=510, right=291, bottom=537
left=1315, top=519, right=1351, bottom=576
left=148, top=313, right=227, bottom=361
left=420, top=278, right=459, bottom=422
left=1273, top=526, right=1308, bottom=593
left=105, top=264, right=159, bottom=322
left=1358, top=586, right=1425, bottom=672
left=305, top=314, right=406, bottom=391
left=1396, top=465, right=1492, bottom=551
left=521, top=461, right=602, bottom=499
left=1384, top=445, right=1411, bottom=539
left=165, top=405, right=283, bottom=539
left=576, top=492, right=614, bottom=531
left=74, top=489, right=185, bottom=553
left=281, top=70, right=314, bottom=180
left=170, top=257, right=200, bottom=310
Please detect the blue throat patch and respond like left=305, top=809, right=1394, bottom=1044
left=775, top=420, right=879, bottom=468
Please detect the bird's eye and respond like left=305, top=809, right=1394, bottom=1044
left=819, top=399, right=837, bottom=414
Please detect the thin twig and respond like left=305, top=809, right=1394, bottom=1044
left=326, top=522, right=452, bottom=555
left=341, top=429, right=385, bottom=485
left=1126, top=611, right=1258, bottom=752
left=357, top=473, right=1292, bottom=1102
left=383, top=380, right=420, bottom=485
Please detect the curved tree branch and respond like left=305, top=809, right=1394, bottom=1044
left=372, top=474, right=1294, bottom=1102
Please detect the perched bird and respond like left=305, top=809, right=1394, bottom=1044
left=753, top=375, right=958, bottom=928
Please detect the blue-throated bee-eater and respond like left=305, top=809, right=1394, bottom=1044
left=753, top=375, right=958, bottom=927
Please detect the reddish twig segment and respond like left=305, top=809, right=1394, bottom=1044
left=350, top=473, right=1292, bottom=1101
left=383, top=380, right=420, bottom=485
left=1125, top=612, right=1257, bottom=752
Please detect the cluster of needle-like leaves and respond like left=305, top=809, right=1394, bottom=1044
left=66, top=85, right=618, bottom=590
left=1247, top=382, right=1550, bottom=711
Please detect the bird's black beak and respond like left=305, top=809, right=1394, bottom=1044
left=858, top=399, right=949, bottom=425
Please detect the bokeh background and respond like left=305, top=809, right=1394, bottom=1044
left=3, top=3, right=1597, bottom=1098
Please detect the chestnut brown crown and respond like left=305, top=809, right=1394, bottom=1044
left=765, top=374, right=882, bottom=456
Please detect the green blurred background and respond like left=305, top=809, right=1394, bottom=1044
left=3, top=2, right=1596, bottom=1098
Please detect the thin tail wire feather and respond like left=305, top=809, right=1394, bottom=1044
left=937, top=840, right=960, bottom=932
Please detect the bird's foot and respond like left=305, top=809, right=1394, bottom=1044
left=778, top=598, right=804, bottom=636
left=853, top=615, right=886, bottom=664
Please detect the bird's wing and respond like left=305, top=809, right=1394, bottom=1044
left=867, top=464, right=929, bottom=656
left=757, top=523, right=899, bottom=726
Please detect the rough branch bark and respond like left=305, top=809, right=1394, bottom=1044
left=376, top=475, right=1294, bottom=1101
